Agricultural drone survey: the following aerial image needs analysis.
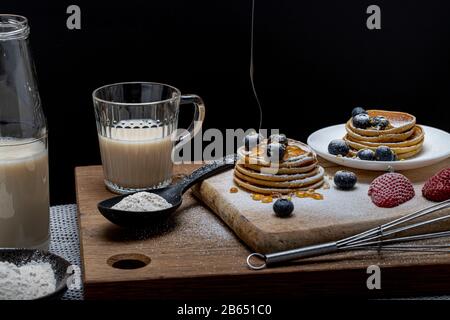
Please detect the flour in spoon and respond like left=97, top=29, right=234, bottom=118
left=0, top=261, right=56, bottom=300
left=112, top=192, right=172, bottom=212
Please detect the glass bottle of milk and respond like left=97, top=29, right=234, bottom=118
left=0, top=15, right=49, bottom=249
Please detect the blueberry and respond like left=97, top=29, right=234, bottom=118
left=328, top=139, right=349, bottom=156
left=352, top=113, right=371, bottom=129
left=371, top=116, right=390, bottom=130
left=273, top=198, right=294, bottom=217
left=334, top=170, right=357, bottom=190
left=351, top=107, right=367, bottom=117
left=266, top=142, right=286, bottom=162
left=268, top=133, right=288, bottom=146
left=244, top=132, right=263, bottom=151
left=375, top=146, right=396, bottom=161
left=357, top=149, right=375, bottom=161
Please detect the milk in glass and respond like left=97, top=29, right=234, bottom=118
left=98, top=121, right=174, bottom=190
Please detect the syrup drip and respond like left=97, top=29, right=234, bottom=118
left=250, top=193, right=273, bottom=203
left=250, top=145, right=266, bottom=157
left=229, top=187, right=239, bottom=193
left=296, top=190, right=324, bottom=200
left=249, top=189, right=324, bottom=204
left=283, top=145, right=306, bottom=160
left=248, top=144, right=306, bottom=161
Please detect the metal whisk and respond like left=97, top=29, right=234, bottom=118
left=247, top=199, right=450, bottom=270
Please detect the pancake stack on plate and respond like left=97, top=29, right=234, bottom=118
left=343, top=110, right=424, bottom=160
left=234, top=139, right=325, bottom=194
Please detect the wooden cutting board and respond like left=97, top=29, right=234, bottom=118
left=76, top=162, right=450, bottom=299
left=193, top=158, right=450, bottom=253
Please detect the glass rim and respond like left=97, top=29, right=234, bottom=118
left=92, top=81, right=182, bottom=106
left=0, top=132, right=47, bottom=147
left=0, top=14, right=29, bottom=41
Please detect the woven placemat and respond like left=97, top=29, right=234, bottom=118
left=49, top=204, right=83, bottom=300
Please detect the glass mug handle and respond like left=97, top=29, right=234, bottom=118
left=175, top=94, right=205, bottom=146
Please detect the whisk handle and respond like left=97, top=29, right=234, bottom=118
left=247, top=242, right=339, bottom=269
left=266, top=242, right=338, bottom=266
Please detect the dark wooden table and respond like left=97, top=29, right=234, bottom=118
left=76, top=164, right=450, bottom=299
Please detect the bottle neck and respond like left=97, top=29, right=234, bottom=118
left=0, top=15, right=29, bottom=41
left=0, top=14, right=45, bottom=140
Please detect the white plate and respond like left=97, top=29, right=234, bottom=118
left=307, top=124, right=450, bottom=171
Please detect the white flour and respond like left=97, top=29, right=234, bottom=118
left=112, top=192, right=172, bottom=212
left=0, top=261, right=56, bottom=300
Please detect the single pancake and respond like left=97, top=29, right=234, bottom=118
left=344, top=136, right=424, bottom=155
left=346, top=110, right=416, bottom=137
left=345, top=121, right=415, bottom=143
left=235, top=163, right=320, bottom=182
left=344, top=125, right=424, bottom=148
left=348, top=146, right=423, bottom=160
left=241, top=160, right=318, bottom=175
left=233, top=175, right=325, bottom=195
left=234, top=166, right=325, bottom=189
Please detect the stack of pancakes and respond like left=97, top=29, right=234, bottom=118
left=343, top=110, right=424, bottom=160
left=234, top=139, right=325, bottom=194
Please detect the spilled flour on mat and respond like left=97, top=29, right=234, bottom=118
left=0, top=261, right=56, bottom=300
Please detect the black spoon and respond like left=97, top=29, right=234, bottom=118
left=97, top=154, right=237, bottom=228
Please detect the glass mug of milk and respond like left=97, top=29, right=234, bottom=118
left=0, top=15, right=50, bottom=249
left=93, top=82, right=205, bottom=194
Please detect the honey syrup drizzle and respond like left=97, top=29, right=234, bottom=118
left=296, top=191, right=324, bottom=200
left=283, top=145, right=306, bottom=160
left=248, top=144, right=306, bottom=160
left=229, top=187, right=239, bottom=193
left=248, top=189, right=324, bottom=203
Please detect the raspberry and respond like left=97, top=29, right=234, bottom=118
left=368, top=173, right=415, bottom=208
left=422, top=168, right=450, bottom=202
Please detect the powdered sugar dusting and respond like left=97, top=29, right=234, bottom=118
left=195, top=162, right=450, bottom=252
left=176, top=204, right=234, bottom=242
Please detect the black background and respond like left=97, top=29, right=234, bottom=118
left=1, top=0, right=450, bottom=204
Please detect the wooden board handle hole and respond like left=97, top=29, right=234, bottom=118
left=107, top=253, right=151, bottom=270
